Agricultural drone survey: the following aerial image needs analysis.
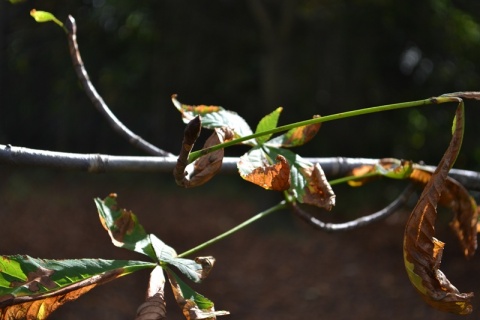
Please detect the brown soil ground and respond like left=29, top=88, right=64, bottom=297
left=1, top=169, right=480, bottom=320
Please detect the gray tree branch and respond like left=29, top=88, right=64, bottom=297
left=1, top=143, right=479, bottom=191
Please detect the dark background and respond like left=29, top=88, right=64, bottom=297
left=2, top=0, right=480, bottom=319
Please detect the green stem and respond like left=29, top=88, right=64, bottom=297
left=189, top=96, right=457, bottom=162
left=177, top=200, right=288, bottom=258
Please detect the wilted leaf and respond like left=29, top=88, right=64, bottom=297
left=136, top=266, right=166, bottom=320
left=410, top=169, right=478, bottom=259
left=172, top=95, right=253, bottom=143
left=95, top=194, right=157, bottom=260
left=0, top=255, right=154, bottom=319
left=178, top=127, right=234, bottom=188
left=166, top=269, right=229, bottom=320
left=266, top=115, right=321, bottom=148
left=403, top=102, right=474, bottom=315
left=238, top=148, right=291, bottom=191
left=299, top=163, right=336, bottom=210
left=255, top=107, right=282, bottom=144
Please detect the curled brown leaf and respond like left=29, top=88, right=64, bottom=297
left=300, top=163, right=335, bottom=210
left=403, top=102, right=474, bottom=315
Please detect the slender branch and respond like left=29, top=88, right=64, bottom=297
left=64, top=16, right=173, bottom=157
left=178, top=200, right=288, bottom=258
left=291, top=184, right=417, bottom=232
left=1, top=143, right=479, bottom=191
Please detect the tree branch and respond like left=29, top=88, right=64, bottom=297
left=1, top=143, right=479, bottom=191
left=291, top=184, right=417, bottom=232
left=64, top=16, right=173, bottom=157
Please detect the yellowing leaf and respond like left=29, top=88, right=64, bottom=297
left=30, top=10, right=64, bottom=28
left=266, top=115, right=321, bottom=148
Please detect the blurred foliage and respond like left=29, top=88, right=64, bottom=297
left=1, top=0, right=480, bottom=169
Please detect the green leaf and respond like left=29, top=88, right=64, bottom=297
left=95, top=194, right=156, bottom=260
left=30, top=9, right=64, bottom=28
left=0, top=255, right=154, bottom=318
left=150, top=235, right=206, bottom=283
left=172, top=95, right=254, bottom=144
left=255, top=107, right=282, bottom=144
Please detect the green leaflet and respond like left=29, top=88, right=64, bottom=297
left=95, top=194, right=157, bottom=260
left=0, top=255, right=154, bottom=300
left=255, top=107, right=282, bottom=144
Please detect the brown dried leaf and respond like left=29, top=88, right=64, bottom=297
left=410, top=169, right=478, bottom=259
left=300, top=163, right=336, bottom=210
left=136, top=266, right=166, bottom=320
left=175, top=122, right=234, bottom=188
left=403, top=103, right=474, bottom=315
left=0, top=284, right=96, bottom=320
left=243, top=155, right=291, bottom=191
left=181, top=127, right=234, bottom=188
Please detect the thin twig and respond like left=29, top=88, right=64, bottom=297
left=291, top=184, right=417, bottom=232
left=64, top=16, right=173, bottom=157
left=1, top=144, right=480, bottom=191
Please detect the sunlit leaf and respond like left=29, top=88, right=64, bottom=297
left=255, top=107, right=282, bottom=144
left=348, top=158, right=413, bottom=186
left=95, top=194, right=157, bottom=260
left=403, top=102, right=474, bottom=315
left=166, top=269, right=229, bottom=320
left=178, top=127, right=234, bottom=188
left=0, top=255, right=154, bottom=319
left=149, top=236, right=214, bottom=284
left=238, top=148, right=291, bottom=191
left=172, top=95, right=254, bottom=143
left=30, top=9, right=64, bottom=28
left=136, top=266, right=166, bottom=320
left=266, top=115, right=321, bottom=148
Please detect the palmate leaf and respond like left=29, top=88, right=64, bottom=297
left=403, top=102, right=474, bottom=315
left=95, top=195, right=214, bottom=283
left=0, top=255, right=154, bottom=319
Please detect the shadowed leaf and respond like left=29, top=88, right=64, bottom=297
left=403, top=102, right=474, bottom=315
left=95, top=194, right=157, bottom=260
left=178, top=127, right=234, bottom=188
left=0, top=255, right=154, bottom=319
left=267, top=115, right=321, bottom=148
left=166, top=269, right=229, bottom=320
left=238, top=149, right=291, bottom=191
